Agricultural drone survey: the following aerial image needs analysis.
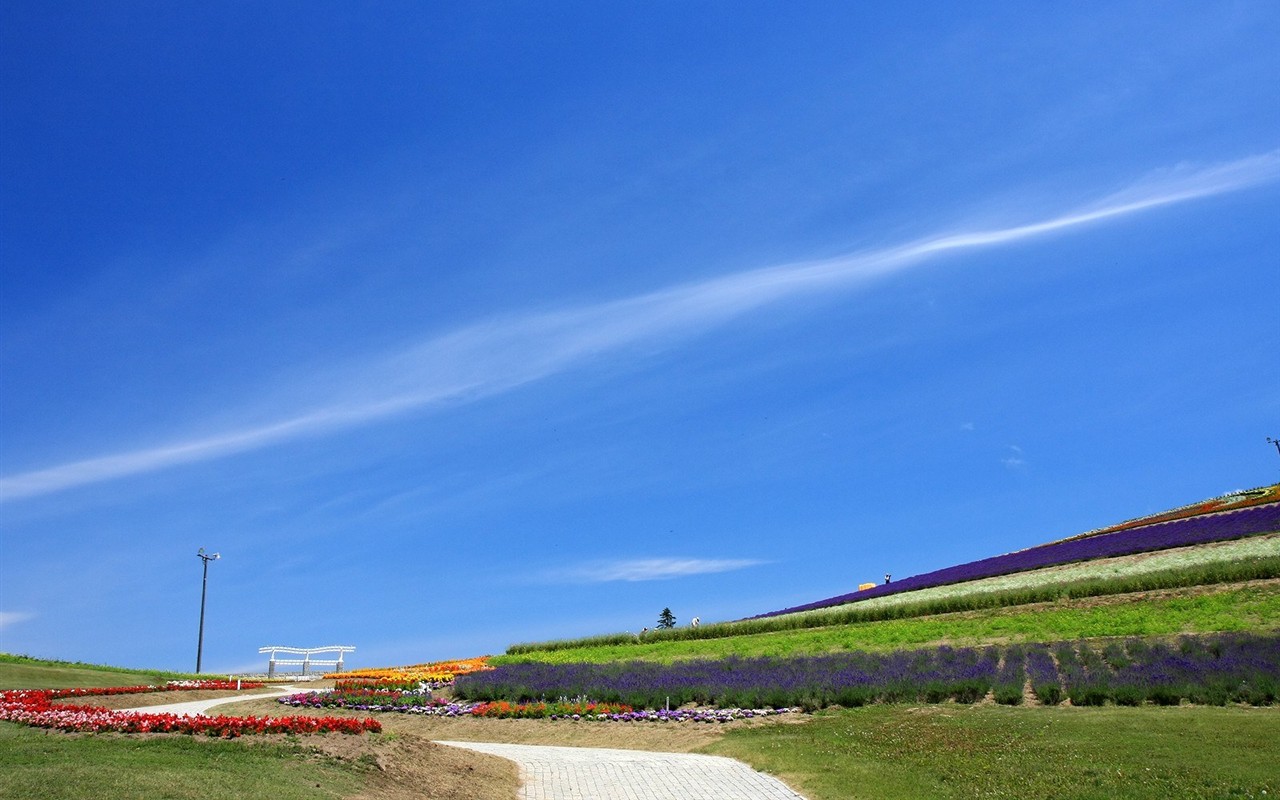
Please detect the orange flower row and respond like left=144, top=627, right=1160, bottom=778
left=325, top=656, right=491, bottom=683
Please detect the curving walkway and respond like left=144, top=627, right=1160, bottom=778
left=438, top=740, right=807, bottom=800
left=122, top=686, right=298, bottom=716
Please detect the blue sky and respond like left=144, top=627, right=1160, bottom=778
left=2, top=2, right=1278, bottom=673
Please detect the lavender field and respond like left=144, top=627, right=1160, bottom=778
left=758, top=501, right=1280, bottom=618
left=461, top=632, right=1280, bottom=710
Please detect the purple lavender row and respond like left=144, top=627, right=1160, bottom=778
left=756, top=502, right=1280, bottom=618
left=1049, top=634, right=1280, bottom=706
left=461, top=633, right=1280, bottom=709
left=457, top=647, right=1001, bottom=709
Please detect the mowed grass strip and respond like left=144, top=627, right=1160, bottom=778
left=0, top=722, right=366, bottom=800
left=708, top=704, right=1280, bottom=800
left=496, top=581, right=1280, bottom=664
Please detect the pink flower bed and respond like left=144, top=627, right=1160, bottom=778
left=47, top=679, right=263, bottom=699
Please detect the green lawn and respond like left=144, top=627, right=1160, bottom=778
left=0, top=723, right=366, bottom=800
left=496, top=582, right=1280, bottom=664
left=710, top=704, right=1280, bottom=800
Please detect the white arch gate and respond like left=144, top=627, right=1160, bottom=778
left=258, top=645, right=355, bottom=677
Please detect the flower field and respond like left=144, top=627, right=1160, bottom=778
left=460, top=632, right=1280, bottom=710
left=282, top=686, right=444, bottom=711
left=0, top=681, right=381, bottom=737
left=1062, top=483, right=1280, bottom=542
left=792, top=532, right=1280, bottom=619
left=1043, top=634, right=1280, bottom=706
left=277, top=689, right=792, bottom=722
left=759, top=499, right=1280, bottom=618
left=325, top=656, right=491, bottom=688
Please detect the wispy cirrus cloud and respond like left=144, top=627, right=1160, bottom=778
left=543, top=557, right=768, bottom=583
left=3, top=150, right=1278, bottom=502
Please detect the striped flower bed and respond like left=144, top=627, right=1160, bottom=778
left=759, top=501, right=1280, bottom=618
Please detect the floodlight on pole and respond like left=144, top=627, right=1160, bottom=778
left=196, top=547, right=220, bottom=673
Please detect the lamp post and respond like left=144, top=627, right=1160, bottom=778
left=196, top=547, right=220, bottom=673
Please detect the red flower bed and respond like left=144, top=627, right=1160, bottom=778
left=0, top=684, right=380, bottom=737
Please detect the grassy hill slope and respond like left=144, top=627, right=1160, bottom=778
left=0, top=654, right=216, bottom=690
left=503, top=531, right=1280, bottom=662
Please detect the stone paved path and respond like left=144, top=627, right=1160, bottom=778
left=438, top=740, right=807, bottom=800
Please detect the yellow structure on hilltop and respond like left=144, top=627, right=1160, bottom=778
left=857, top=582, right=876, bottom=591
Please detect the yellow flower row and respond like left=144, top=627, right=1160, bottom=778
left=325, top=656, right=491, bottom=682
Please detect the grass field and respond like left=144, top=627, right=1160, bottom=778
left=496, top=581, right=1280, bottom=664
left=508, top=537, right=1280, bottom=655
left=0, top=722, right=366, bottom=800
left=709, top=704, right=1280, bottom=800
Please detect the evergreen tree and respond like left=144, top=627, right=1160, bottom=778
left=657, top=607, right=676, bottom=628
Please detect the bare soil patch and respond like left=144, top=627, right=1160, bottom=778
left=300, top=731, right=517, bottom=800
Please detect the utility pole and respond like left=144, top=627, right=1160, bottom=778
left=196, top=548, right=220, bottom=673
left=1269, top=437, right=1280, bottom=457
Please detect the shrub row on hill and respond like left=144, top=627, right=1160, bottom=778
left=467, top=632, right=1280, bottom=710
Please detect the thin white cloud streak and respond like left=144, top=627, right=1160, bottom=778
left=3, top=150, right=1278, bottom=502
left=546, top=558, right=768, bottom=583
left=0, top=611, right=36, bottom=630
